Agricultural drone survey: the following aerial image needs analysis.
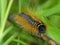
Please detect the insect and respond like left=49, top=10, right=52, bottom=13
left=19, top=12, right=46, bottom=33
left=8, top=12, right=46, bottom=34
left=8, top=12, right=60, bottom=45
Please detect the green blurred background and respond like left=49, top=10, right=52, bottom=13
left=0, top=0, right=60, bottom=45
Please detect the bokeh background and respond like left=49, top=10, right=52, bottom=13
left=0, top=0, right=60, bottom=45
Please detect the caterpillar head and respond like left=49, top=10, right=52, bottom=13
left=38, top=25, right=46, bottom=33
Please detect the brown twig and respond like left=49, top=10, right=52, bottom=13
left=40, top=33, right=60, bottom=45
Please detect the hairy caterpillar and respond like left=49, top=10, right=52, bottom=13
left=8, top=12, right=59, bottom=45
left=8, top=12, right=46, bottom=34
left=19, top=12, right=46, bottom=33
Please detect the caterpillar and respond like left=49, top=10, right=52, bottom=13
left=8, top=12, right=59, bottom=45
left=19, top=12, right=46, bottom=33
left=8, top=12, right=46, bottom=34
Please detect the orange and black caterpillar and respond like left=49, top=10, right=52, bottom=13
left=19, top=13, right=46, bottom=33
left=8, top=12, right=46, bottom=34
left=8, top=12, right=59, bottom=45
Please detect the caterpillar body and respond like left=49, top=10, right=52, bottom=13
left=8, top=12, right=46, bottom=34
left=8, top=12, right=59, bottom=45
left=20, top=13, right=46, bottom=33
